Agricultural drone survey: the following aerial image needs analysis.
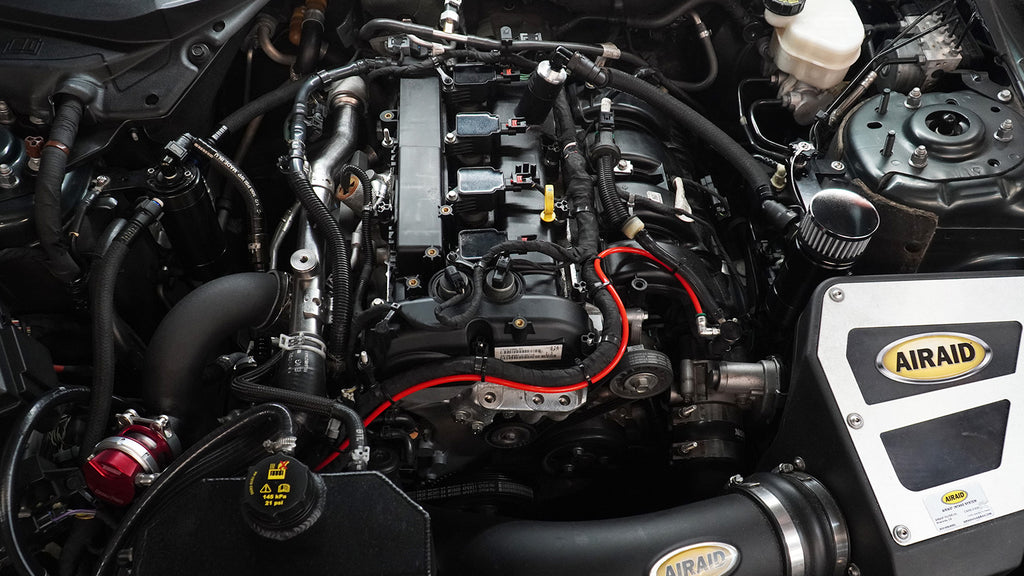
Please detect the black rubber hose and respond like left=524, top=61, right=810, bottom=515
left=295, top=10, right=325, bottom=76
left=144, top=272, right=285, bottom=430
left=82, top=199, right=164, bottom=458
left=636, top=229, right=726, bottom=321
left=600, top=68, right=796, bottom=230
left=596, top=155, right=630, bottom=230
left=94, top=404, right=295, bottom=576
left=357, top=19, right=647, bottom=67
left=191, top=138, right=267, bottom=271
left=439, top=472, right=845, bottom=576
left=59, top=520, right=101, bottom=576
left=557, top=0, right=749, bottom=34
left=343, top=165, right=375, bottom=314
left=35, top=96, right=84, bottom=284
left=665, top=24, right=719, bottom=92
left=2, top=386, right=91, bottom=576
left=209, top=80, right=304, bottom=143
left=285, top=168, right=350, bottom=372
left=232, top=360, right=366, bottom=461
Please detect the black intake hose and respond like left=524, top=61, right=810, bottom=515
left=597, top=67, right=797, bottom=231
left=35, top=96, right=84, bottom=283
left=440, top=472, right=847, bottom=576
left=144, top=272, right=285, bottom=429
left=2, top=386, right=91, bottom=576
left=82, top=199, right=165, bottom=457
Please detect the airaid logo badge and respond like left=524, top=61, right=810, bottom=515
left=650, top=543, right=739, bottom=576
left=876, top=333, right=990, bottom=384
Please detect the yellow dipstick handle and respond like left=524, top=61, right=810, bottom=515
left=541, top=185, right=556, bottom=223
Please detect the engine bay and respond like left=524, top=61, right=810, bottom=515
left=2, top=0, right=1024, bottom=574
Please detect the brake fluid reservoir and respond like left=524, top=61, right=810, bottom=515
left=765, top=0, right=865, bottom=90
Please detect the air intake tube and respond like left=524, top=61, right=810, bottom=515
left=437, top=471, right=848, bottom=576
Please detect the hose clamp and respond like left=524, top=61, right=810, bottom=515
left=44, top=140, right=71, bottom=155
left=731, top=477, right=806, bottom=576
left=274, top=332, right=327, bottom=359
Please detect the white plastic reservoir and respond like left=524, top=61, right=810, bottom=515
left=766, top=0, right=865, bottom=90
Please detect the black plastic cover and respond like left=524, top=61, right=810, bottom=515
left=0, top=0, right=270, bottom=122
left=134, top=472, right=431, bottom=576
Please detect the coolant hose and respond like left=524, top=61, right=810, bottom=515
left=94, top=403, right=295, bottom=576
left=2, top=386, right=91, bottom=576
left=440, top=471, right=848, bottom=576
left=232, top=366, right=367, bottom=464
left=35, top=96, right=84, bottom=283
left=82, top=199, right=164, bottom=458
left=600, top=68, right=797, bottom=231
left=144, top=272, right=285, bottom=430
left=295, top=8, right=325, bottom=75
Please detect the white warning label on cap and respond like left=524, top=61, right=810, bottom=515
left=923, top=481, right=994, bottom=532
left=494, top=344, right=563, bottom=363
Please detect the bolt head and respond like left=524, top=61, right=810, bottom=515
left=830, top=160, right=846, bottom=171
left=893, top=525, right=911, bottom=542
left=482, top=392, right=497, bottom=404
left=847, top=413, right=864, bottom=429
left=828, top=287, right=845, bottom=302
left=531, top=394, right=544, bottom=405
left=998, top=89, right=1013, bottom=103
left=558, top=395, right=571, bottom=406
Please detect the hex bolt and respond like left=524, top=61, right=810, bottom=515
left=0, top=163, right=17, bottom=189
left=0, top=101, right=12, bottom=124
left=828, top=287, right=845, bottom=302
left=445, top=189, right=459, bottom=202
left=909, top=145, right=929, bottom=168
left=905, top=87, right=922, bottom=109
left=830, top=160, right=846, bottom=171
left=453, top=410, right=469, bottom=422
left=995, top=119, right=1014, bottom=142
left=678, top=441, right=700, bottom=455
left=847, top=413, right=864, bottom=429
left=381, top=128, right=395, bottom=148
left=877, top=88, right=891, bottom=115
left=444, top=132, right=457, bottom=144
left=470, top=421, right=484, bottom=433
left=880, top=130, right=897, bottom=158
left=998, top=89, right=1013, bottom=103
left=893, top=525, right=911, bottom=542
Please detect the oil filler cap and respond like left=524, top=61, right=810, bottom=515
left=764, top=0, right=805, bottom=16
left=242, top=454, right=325, bottom=541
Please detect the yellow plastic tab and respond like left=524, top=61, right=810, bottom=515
left=541, top=185, right=556, bottom=223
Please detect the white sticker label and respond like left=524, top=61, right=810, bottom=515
left=923, top=481, right=994, bottom=532
left=494, top=344, right=563, bottom=363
